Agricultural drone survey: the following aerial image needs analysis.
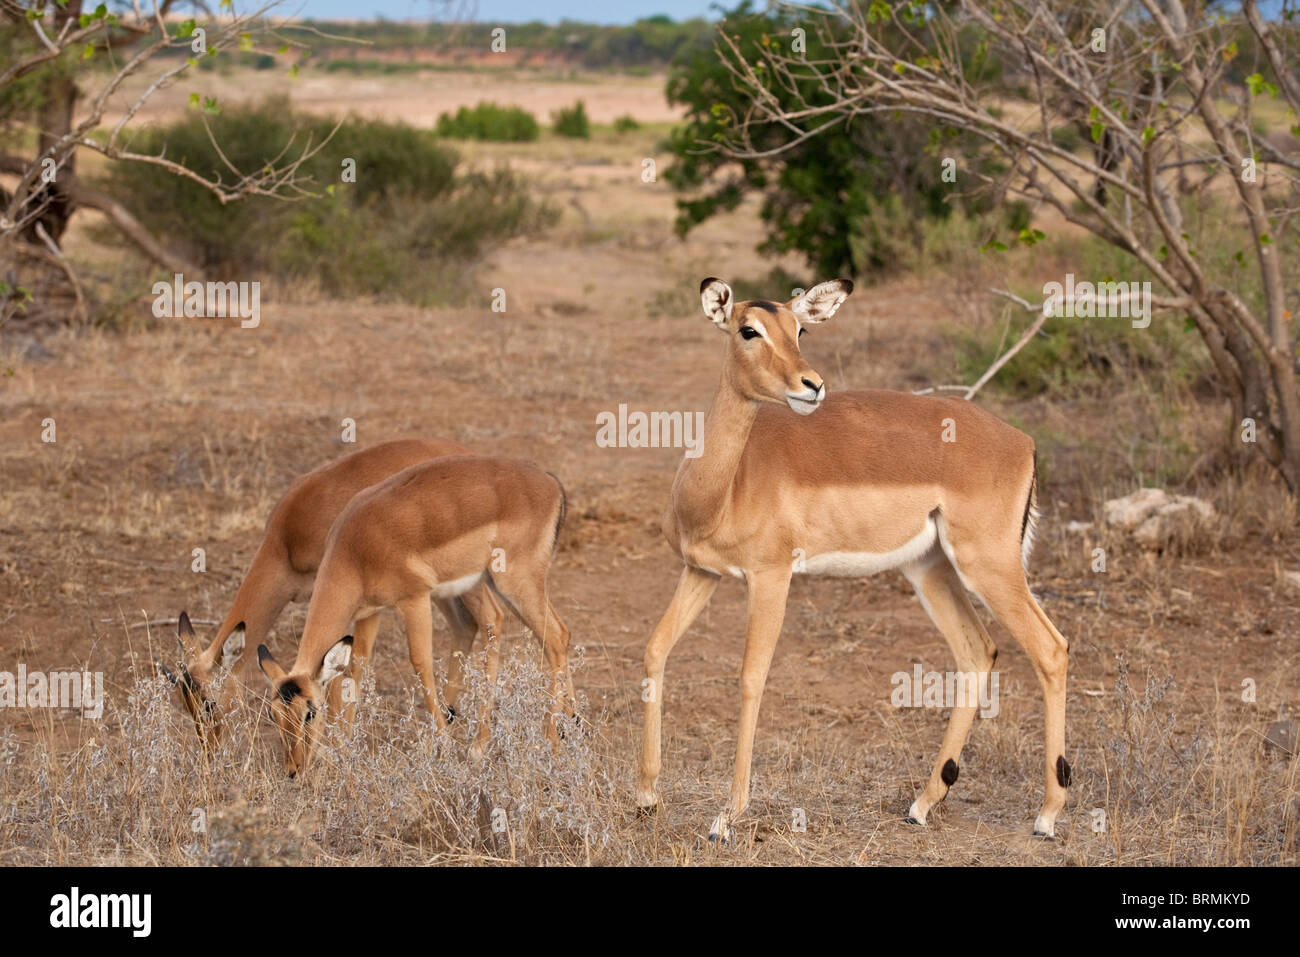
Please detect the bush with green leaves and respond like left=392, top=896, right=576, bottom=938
left=952, top=233, right=1213, bottom=401
left=102, top=97, right=550, bottom=304
left=612, top=114, right=641, bottom=134
left=552, top=101, right=591, bottom=139
left=435, top=102, right=540, bottom=142
left=666, top=1, right=1012, bottom=280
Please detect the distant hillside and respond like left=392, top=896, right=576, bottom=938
left=173, top=16, right=717, bottom=73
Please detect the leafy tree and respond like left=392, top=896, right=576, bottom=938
left=665, top=1, right=1006, bottom=279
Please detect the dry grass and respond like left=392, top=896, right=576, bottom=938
left=1, top=66, right=1297, bottom=867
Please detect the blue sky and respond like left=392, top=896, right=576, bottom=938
left=281, top=1, right=722, bottom=24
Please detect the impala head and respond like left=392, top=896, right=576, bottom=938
left=156, top=611, right=244, bottom=750
left=700, top=277, right=852, bottom=415
left=256, top=637, right=352, bottom=778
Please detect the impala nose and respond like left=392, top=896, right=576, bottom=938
left=801, top=377, right=822, bottom=394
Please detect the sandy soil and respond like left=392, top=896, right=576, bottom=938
left=2, top=68, right=1297, bottom=866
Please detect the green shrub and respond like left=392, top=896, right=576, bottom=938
left=435, top=102, right=540, bottom=142
left=552, top=101, right=590, bottom=139
left=951, top=236, right=1213, bottom=400
left=101, top=97, right=551, bottom=304
left=612, top=114, right=641, bottom=133
left=666, top=2, right=1009, bottom=279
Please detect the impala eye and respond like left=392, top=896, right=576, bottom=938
left=739, top=326, right=760, bottom=340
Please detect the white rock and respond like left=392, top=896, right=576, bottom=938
left=1103, top=488, right=1171, bottom=530
left=1104, top=488, right=1216, bottom=548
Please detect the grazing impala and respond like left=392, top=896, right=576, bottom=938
left=636, top=278, right=1070, bottom=842
left=158, top=439, right=504, bottom=748
left=256, top=454, right=573, bottom=776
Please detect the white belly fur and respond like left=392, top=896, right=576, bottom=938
left=408, top=556, right=485, bottom=599
left=430, top=571, right=484, bottom=599
left=799, top=515, right=938, bottom=577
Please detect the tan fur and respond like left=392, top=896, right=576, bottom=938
left=258, top=455, right=573, bottom=777
left=637, top=279, right=1070, bottom=840
left=170, top=439, right=503, bottom=748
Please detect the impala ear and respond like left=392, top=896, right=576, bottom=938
left=791, top=279, right=853, bottom=323
left=317, top=636, right=353, bottom=686
left=218, top=625, right=245, bottom=673
left=700, top=277, right=734, bottom=327
left=176, top=610, right=201, bottom=658
left=257, top=644, right=285, bottom=684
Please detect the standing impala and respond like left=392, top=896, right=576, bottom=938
left=636, top=278, right=1070, bottom=842
left=257, top=454, right=573, bottom=776
left=159, top=439, right=504, bottom=748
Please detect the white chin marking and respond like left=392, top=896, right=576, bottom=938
left=786, top=396, right=821, bottom=415
left=907, top=800, right=928, bottom=826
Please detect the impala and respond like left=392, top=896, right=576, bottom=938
left=256, top=454, right=573, bottom=776
left=158, top=439, right=504, bottom=748
left=635, top=278, right=1070, bottom=842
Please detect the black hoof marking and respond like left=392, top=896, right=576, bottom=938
left=1056, top=755, right=1072, bottom=788
left=707, top=832, right=720, bottom=843
left=1032, top=830, right=1056, bottom=841
left=635, top=804, right=658, bottom=820
left=444, top=706, right=457, bottom=724
left=903, top=815, right=923, bottom=826
left=941, top=759, right=959, bottom=788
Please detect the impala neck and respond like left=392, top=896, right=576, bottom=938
left=292, top=579, right=362, bottom=677
left=671, top=367, right=758, bottom=535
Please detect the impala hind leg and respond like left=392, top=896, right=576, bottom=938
left=636, top=565, right=719, bottom=813
left=901, top=554, right=997, bottom=827
left=398, top=596, right=447, bottom=733
left=963, top=560, right=1069, bottom=838
left=710, top=566, right=791, bottom=844
left=488, top=573, right=573, bottom=742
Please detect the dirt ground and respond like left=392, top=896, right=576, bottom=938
left=1, top=69, right=1297, bottom=866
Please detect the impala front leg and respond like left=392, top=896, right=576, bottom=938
left=710, top=566, right=790, bottom=844
left=636, top=565, right=719, bottom=813
left=399, top=596, right=447, bottom=732
left=330, top=612, right=380, bottom=736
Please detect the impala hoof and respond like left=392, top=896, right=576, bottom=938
left=444, top=705, right=457, bottom=724
left=905, top=800, right=928, bottom=827
left=635, top=803, right=658, bottom=820
left=707, top=813, right=734, bottom=844
left=1032, top=830, right=1056, bottom=841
